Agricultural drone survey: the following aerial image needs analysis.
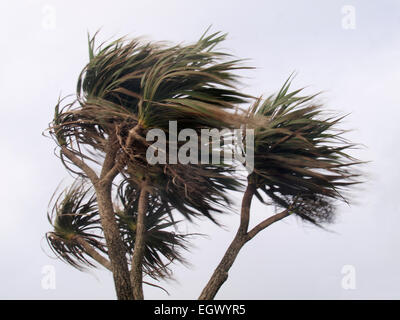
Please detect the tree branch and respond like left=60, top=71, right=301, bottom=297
left=237, top=183, right=256, bottom=234
left=246, top=209, right=292, bottom=240
left=61, top=137, right=132, bottom=299
left=198, top=182, right=255, bottom=300
left=130, top=184, right=149, bottom=300
left=103, top=165, right=121, bottom=184
left=100, top=131, right=121, bottom=184
left=61, top=146, right=99, bottom=184
left=96, top=183, right=134, bottom=300
left=75, top=236, right=112, bottom=271
left=125, top=124, right=147, bottom=148
left=75, top=236, right=169, bottom=296
left=129, top=273, right=170, bottom=296
left=199, top=183, right=294, bottom=300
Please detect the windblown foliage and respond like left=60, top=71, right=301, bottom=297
left=47, top=179, right=191, bottom=276
left=46, top=180, right=105, bottom=270
left=116, top=180, right=191, bottom=279
left=46, top=30, right=362, bottom=290
left=51, top=30, right=251, bottom=223
left=247, top=77, right=361, bottom=224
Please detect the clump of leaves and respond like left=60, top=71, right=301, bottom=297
left=46, top=178, right=194, bottom=278
left=248, top=77, right=361, bottom=225
left=50, top=30, right=255, bottom=225
left=46, top=180, right=105, bottom=270
left=116, top=180, right=193, bottom=280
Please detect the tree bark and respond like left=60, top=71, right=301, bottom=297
left=96, top=182, right=134, bottom=300
left=61, top=132, right=133, bottom=299
left=76, top=236, right=112, bottom=271
left=198, top=184, right=255, bottom=300
left=198, top=232, right=248, bottom=300
left=76, top=236, right=173, bottom=296
left=199, top=183, right=293, bottom=300
left=130, top=185, right=148, bottom=300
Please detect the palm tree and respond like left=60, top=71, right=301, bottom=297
left=47, top=30, right=252, bottom=299
left=46, top=30, right=361, bottom=300
left=199, top=78, right=361, bottom=299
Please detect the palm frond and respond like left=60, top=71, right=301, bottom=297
left=116, top=181, right=194, bottom=279
left=49, top=29, right=251, bottom=222
left=248, top=77, right=362, bottom=224
left=46, top=179, right=106, bottom=270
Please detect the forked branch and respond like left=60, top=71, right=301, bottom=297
left=247, top=209, right=292, bottom=240
left=199, top=183, right=294, bottom=300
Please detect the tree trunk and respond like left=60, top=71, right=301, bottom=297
left=96, top=182, right=134, bottom=300
left=198, top=233, right=248, bottom=300
left=198, top=184, right=255, bottom=300
left=130, top=186, right=148, bottom=300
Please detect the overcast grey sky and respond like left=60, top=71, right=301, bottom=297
left=0, top=0, right=399, bottom=299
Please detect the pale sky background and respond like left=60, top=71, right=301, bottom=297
left=0, top=0, right=399, bottom=299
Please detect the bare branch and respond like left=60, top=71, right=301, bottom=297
left=75, top=236, right=111, bottom=271
left=142, top=281, right=170, bottom=296
left=61, top=146, right=99, bottom=184
left=130, top=273, right=170, bottom=296
left=247, top=209, right=292, bottom=240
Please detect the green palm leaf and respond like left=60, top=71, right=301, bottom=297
left=248, top=77, right=361, bottom=224
left=116, top=181, right=193, bottom=279
left=46, top=179, right=106, bottom=270
left=50, top=29, right=251, bottom=223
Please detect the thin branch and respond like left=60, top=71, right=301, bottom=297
left=247, top=209, right=292, bottom=240
left=61, top=146, right=99, bottom=184
left=142, top=281, right=170, bottom=295
left=130, top=185, right=149, bottom=300
left=130, top=273, right=170, bottom=296
left=75, top=236, right=111, bottom=271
